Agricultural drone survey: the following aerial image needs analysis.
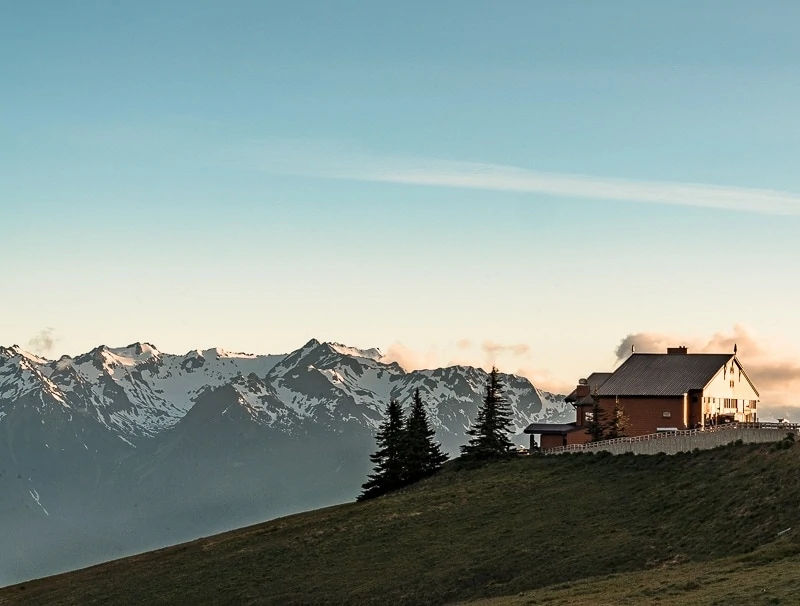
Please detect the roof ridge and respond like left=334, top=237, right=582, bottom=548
left=630, top=352, right=733, bottom=356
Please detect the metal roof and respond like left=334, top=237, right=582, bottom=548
left=596, top=353, right=733, bottom=397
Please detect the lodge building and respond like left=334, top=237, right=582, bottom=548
left=525, top=346, right=760, bottom=451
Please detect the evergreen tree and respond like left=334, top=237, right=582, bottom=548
left=460, top=367, right=515, bottom=459
left=402, top=389, right=448, bottom=484
left=605, top=397, right=629, bottom=439
left=585, top=390, right=607, bottom=442
left=358, top=399, right=406, bottom=501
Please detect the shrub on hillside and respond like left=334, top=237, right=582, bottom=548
left=772, top=433, right=796, bottom=451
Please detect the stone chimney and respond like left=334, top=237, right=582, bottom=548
left=575, top=378, right=590, bottom=398
left=667, top=346, right=688, bottom=355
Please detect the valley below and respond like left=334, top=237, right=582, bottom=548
left=0, top=339, right=569, bottom=586
left=2, top=441, right=799, bottom=605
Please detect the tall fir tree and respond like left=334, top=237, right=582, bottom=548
left=460, top=366, right=515, bottom=459
left=585, top=390, right=607, bottom=442
left=358, top=399, right=406, bottom=501
left=402, top=389, right=448, bottom=484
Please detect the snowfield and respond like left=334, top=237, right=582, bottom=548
left=0, top=339, right=572, bottom=445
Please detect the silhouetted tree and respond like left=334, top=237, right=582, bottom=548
left=402, top=389, right=448, bottom=483
left=585, top=390, right=607, bottom=442
left=461, top=367, right=515, bottom=459
left=358, top=399, right=406, bottom=501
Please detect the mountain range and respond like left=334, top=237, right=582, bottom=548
left=0, top=338, right=571, bottom=586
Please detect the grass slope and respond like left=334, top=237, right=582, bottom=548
left=2, top=442, right=800, bottom=605
left=466, top=539, right=800, bottom=605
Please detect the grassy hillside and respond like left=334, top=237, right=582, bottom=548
left=2, top=441, right=800, bottom=605
left=467, top=539, right=800, bottom=605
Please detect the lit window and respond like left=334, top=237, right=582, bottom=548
left=662, top=411, right=672, bottom=418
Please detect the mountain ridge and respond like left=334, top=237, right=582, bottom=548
left=0, top=337, right=571, bottom=587
left=0, top=338, right=569, bottom=446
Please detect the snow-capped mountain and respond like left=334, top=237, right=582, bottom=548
left=0, top=338, right=570, bottom=587
left=0, top=343, right=286, bottom=441
left=0, top=338, right=569, bottom=449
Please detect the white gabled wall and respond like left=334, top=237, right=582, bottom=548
left=702, top=356, right=760, bottom=419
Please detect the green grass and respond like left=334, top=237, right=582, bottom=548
left=465, top=538, right=800, bottom=605
left=2, top=442, right=800, bottom=605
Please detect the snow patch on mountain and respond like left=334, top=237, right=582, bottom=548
left=0, top=339, right=570, bottom=445
left=29, top=489, right=49, bottom=517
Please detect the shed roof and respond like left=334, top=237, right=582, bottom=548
left=564, top=372, right=614, bottom=404
left=523, top=422, right=580, bottom=435
left=596, top=353, right=733, bottom=397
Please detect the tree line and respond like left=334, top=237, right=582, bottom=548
left=359, top=367, right=515, bottom=501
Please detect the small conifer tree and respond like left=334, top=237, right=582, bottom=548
left=358, top=399, right=406, bottom=501
left=402, top=389, right=448, bottom=484
left=585, top=390, right=607, bottom=442
left=460, top=367, right=515, bottom=459
left=605, top=397, right=629, bottom=439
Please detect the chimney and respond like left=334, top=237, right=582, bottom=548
left=667, top=346, right=688, bottom=355
left=575, top=378, right=590, bottom=398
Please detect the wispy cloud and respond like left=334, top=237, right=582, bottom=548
left=381, top=342, right=442, bottom=372
left=380, top=339, right=572, bottom=394
left=482, top=340, right=530, bottom=358
left=27, top=327, right=57, bottom=356
left=232, top=139, right=800, bottom=216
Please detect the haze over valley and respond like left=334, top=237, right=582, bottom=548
left=0, top=338, right=568, bottom=585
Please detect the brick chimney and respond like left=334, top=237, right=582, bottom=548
left=667, top=346, right=688, bottom=355
left=575, top=378, right=590, bottom=398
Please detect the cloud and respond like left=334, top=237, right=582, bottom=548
left=381, top=339, right=566, bottom=393
left=614, top=325, right=761, bottom=361
left=513, top=365, right=575, bottom=396
left=27, top=328, right=57, bottom=356
left=451, top=339, right=533, bottom=369
left=482, top=340, right=530, bottom=359
left=614, top=325, right=800, bottom=418
left=234, top=140, right=800, bottom=216
left=380, top=342, right=441, bottom=371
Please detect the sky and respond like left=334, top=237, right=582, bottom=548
left=3, top=2, right=800, bottom=414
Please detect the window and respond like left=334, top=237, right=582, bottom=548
left=662, top=411, right=672, bottom=418
left=730, top=380, right=735, bottom=388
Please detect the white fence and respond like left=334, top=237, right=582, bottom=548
left=545, top=422, right=799, bottom=455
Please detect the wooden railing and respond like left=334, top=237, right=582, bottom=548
left=544, top=422, right=800, bottom=455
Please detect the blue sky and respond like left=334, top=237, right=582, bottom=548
left=3, top=2, right=800, bottom=405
